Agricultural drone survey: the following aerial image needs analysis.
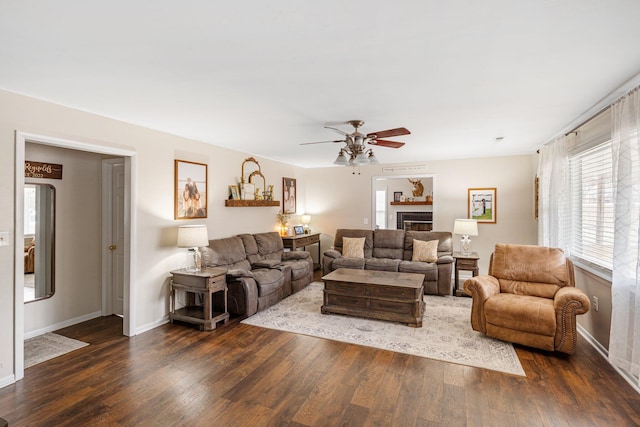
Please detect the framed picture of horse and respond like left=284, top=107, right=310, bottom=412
left=175, top=160, right=208, bottom=219
left=468, top=187, right=496, bottom=223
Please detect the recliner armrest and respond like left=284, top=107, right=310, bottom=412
left=436, top=255, right=454, bottom=264
left=463, top=275, right=500, bottom=333
left=227, top=276, right=258, bottom=316
left=226, top=269, right=255, bottom=278
left=554, top=286, right=590, bottom=315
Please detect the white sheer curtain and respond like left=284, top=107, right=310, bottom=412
left=537, top=134, right=570, bottom=250
left=609, top=88, right=640, bottom=387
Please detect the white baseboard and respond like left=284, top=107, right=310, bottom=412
left=578, top=324, right=640, bottom=395
left=24, top=310, right=103, bottom=340
left=136, top=315, right=169, bottom=335
left=0, top=374, right=15, bottom=389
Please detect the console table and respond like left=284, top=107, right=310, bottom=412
left=281, top=233, right=321, bottom=270
left=453, top=251, right=480, bottom=297
left=169, top=267, right=229, bottom=330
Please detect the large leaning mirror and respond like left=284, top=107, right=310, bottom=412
left=24, top=183, right=56, bottom=302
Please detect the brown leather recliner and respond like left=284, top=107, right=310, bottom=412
left=463, top=244, right=590, bottom=354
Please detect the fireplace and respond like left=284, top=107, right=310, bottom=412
left=397, top=212, right=433, bottom=231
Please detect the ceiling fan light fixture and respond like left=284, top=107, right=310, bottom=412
left=333, top=150, right=349, bottom=166
left=368, top=150, right=379, bottom=164
left=354, top=151, right=369, bottom=165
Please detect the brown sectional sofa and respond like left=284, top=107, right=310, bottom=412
left=200, top=231, right=313, bottom=317
left=322, top=229, right=454, bottom=296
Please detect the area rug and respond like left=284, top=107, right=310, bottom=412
left=242, top=282, right=525, bottom=376
left=24, top=333, right=89, bottom=368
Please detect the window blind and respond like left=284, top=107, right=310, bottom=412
left=569, top=141, right=614, bottom=270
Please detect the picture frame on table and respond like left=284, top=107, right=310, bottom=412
left=468, top=187, right=496, bottom=223
left=293, top=225, right=304, bottom=235
left=175, top=160, right=207, bottom=219
left=283, top=177, right=296, bottom=214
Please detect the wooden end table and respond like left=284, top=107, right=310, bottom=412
left=453, top=251, right=479, bottom=297
left=281, top=232, right=321, bottom=270
left=169, top=267, right=229, bottom=330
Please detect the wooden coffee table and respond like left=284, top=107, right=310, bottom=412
left=321, top=268, right=426, bottom=327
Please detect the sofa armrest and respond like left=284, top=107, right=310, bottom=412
left=282, top=251, right=311, bottom=261
left=436, top=255, right=454, bottom=264
left=227, top=276, right=258, bottom=317
left=323, top=249, right=342, bottom=259
left=226, top=269, right=255, bottom=278
left=463, top=275, right=500, bottom=333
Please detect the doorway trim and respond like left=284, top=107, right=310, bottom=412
left=14, top=131, right=137, bottom=382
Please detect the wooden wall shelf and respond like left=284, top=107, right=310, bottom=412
left=390, top=201, right=432, bottom=206
left=225, top=200, right=280, bottom=207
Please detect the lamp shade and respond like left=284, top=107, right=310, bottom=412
left=301, top=214, right=311, bottom=224
left=453, top=219, right=478, bottom=236
left=177, top=225, right=209, bottom=248
left=333, top=150, right=349, bottom=166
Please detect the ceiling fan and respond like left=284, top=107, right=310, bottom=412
left=301, top=120, right=410, bottom=166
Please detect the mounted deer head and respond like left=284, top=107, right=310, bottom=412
left=408, top=178, right=424, bottom=197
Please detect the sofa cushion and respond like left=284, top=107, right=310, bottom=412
left=372, top=229, right=405, bottom=259
left=411, top=239, right=439, bottom=262
left=404, top=231, right=453, bottom=260
left=335, top=229, right=374, bottom=258
left=485, top=293, right=556, bottom=337
left=343, top=237, right=366, bottom=258
left=252, top=268, right=284, bottom=297
left=202, top=237, right=251, bottom=270
left=398, top=260, right=436, bottom=282
left=365, top=258, right=400, bottom=272
left=332, top=257, right=366, bottom=270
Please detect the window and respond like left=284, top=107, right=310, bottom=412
left=569, top=141, right=614, bottom=271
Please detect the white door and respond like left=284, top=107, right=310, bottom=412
left=102, top=159, right=125, bottom=316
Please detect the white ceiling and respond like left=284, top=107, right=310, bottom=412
left=2, top=1, right=640, bottom=168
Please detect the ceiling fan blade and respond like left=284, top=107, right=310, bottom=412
left=367, top=127, right=411, bottom=139
left=370, top=139, right=405, bottom=148
left=300, top=139, right=345, bottom=146
left=324, top=126, right=349, bottom=136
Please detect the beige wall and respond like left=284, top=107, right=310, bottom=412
left=0, top=89, right=303, bottom=384
left=303, top=154, right=539, bottom=275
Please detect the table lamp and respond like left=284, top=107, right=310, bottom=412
left=453, top=219, right=478, bottom=255
left=301, top=214, right=311, bottom=234
left=177, top=225, right=209, bottom=272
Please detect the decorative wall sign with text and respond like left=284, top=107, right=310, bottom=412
left=25, top=161, right=63, bottom=179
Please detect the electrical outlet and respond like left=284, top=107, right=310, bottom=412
left=592, top=296, right=599, bottom=312
left=0, top=232, right=9, bottom=247
left=363, top=218, right=369, bottom=225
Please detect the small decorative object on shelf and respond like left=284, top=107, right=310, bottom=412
left=225, top=158, right=280, bottom=207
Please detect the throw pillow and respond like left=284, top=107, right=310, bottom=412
left=342, top=237, right=366, bottom=258
left=412, top=239, right=439, bottom=262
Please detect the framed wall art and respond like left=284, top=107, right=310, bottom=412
left=468, top=187, right=496, bottom=223
left=175, top=160, right=207, bottom=219
left=283, top=177, right=296, bottom=214
left=229, top=185, right=240, bottom=200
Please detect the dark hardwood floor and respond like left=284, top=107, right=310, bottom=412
left=2, top=298, right=639, bottom=426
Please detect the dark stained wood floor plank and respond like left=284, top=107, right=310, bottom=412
left=0, top=312, right=639, bottom=426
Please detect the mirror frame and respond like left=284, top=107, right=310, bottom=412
left=24, top=183, right=56, bottom=303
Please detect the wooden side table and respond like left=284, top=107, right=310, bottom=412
left=169, top=267, right=229, bottom=330
left=453, top=252, right=480, bottom=297
left=281, top=232, right=321, bottom=270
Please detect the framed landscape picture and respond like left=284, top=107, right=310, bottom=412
left=468, top=188, right=496, bottom=223
left=175, top=160, right=207, bottom=219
